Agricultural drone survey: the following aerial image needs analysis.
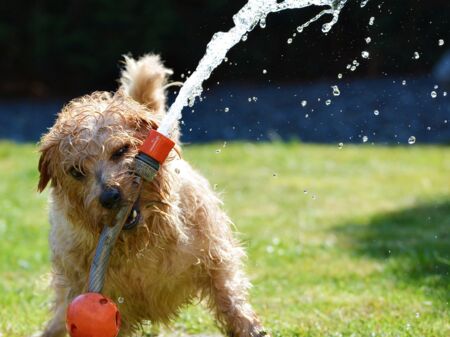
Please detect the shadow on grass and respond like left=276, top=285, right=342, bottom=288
left=336, top=199, right=450, bottom=302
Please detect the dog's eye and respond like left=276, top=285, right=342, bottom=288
left=69, top=167, right=85, bottom=180
left=111, top=145, right=130, bottom=160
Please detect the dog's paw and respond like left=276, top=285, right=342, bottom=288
left=252, top=330, right=270, bottom=337
left=227, top=328, right=270, bottom=337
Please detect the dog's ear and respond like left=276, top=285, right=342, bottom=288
left=37, top=140, right=56, bottom=192
left=120, top=54, right=173, bottom=114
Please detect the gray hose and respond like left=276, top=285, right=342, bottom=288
left=88, top=178, right=142, bottom=293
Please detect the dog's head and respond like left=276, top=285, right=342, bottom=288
left=38, top=55, right=177, bottom=232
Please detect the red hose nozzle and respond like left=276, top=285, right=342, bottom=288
left=139, top=129, right=175, bottom=164
left=135, top=130, right=175, bottom=181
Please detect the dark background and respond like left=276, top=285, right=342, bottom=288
left=0, top=0, right=449, bottom=144
left=1, top=0, right=449, bottom=98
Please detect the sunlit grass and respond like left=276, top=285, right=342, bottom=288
left=0, top=141, right=449, bottom=336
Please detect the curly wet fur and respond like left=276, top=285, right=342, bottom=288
left=38, top=54, right=267, bottom=337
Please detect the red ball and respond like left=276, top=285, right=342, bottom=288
left=66, top=293, right=121, bottom=337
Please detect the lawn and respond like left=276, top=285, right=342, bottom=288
left=0, top=141, right=449, bottom=337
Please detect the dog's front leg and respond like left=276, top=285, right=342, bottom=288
left=40, top=285, right=69, bottom=337
left=208, top=266, right=268, bottom=337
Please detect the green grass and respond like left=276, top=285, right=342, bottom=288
left=0, top=141, right=449, bottom=337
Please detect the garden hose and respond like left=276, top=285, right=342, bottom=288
left=87, top=129, right=174, bottom=292
left=88, top=186, right=140, bottom=293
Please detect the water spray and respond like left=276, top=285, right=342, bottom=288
left=65, top=1, right=369, bottom=336
left=158, top=0, right=364, bottom=137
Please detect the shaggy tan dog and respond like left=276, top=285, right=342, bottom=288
left=38, top=55, right=268, bottom=337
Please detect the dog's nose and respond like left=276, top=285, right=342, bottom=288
left=99, top=187, right=122, bottom=209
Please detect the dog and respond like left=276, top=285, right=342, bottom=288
left=38, top=54, right=268, bottom=337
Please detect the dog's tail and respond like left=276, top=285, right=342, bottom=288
left=120, top=54, right=173, bottom=113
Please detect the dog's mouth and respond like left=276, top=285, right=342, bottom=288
left=122, top=198, right=141, bottom=230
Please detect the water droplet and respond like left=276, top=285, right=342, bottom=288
left=362, top=136, right=368, bottom=143
left=374, top=109, right=380, bottom=116
left=369, top=17, right=375, bottom=26
left=325, top=99, right=331, bottom=106
left=365, top=37, right=372, bottom=44
left=408, top=136, right=416, bottom=145
left=415, top=312, right=420, bottom=318
left=434, top=84, right=439, bottom=89
left=303, top=190, right=308, bottom=194
left=301, top=100, right=307, bottom=107
left=431, top=91, right=437, bottom=98
left=262, top=69, right=267, bottom=74
left=338, top=142, right=344, bottom=149
left=413, top=51, right=420, bottom=59
left=426, top=126, right=431, bottom=131
left=248, top=97, right=252, bottom=102
left=117, top=297, right=124, bottom=304
left=272, top=172, right=277, bottom=177
left=242, top=34, right=248, bottom=41
left=311, top=194, right=317, bottom=200
left=350, top=65, right=356, bottom=72
left=224, top=107, right=230, bottom=112
left=443, top=91, right=448, bottom=97
left=266, top=245, right=274, bottom=254
left=18, top=259, right=30, bottom=269
left=259, top=18, right=266, bottom=29
left=297, top=26, right=303, bottom=33
left=213, top=184, right=218, bottom=190
left=287, top=38, right=293, bottom=44
left=337, top=73, right=343, bottom=79
left=174, top=168, right=180, bottom=174
left=252, top=96, right=258, bottom=102
left=402, top=80, right=406, bottom=85
left=438, top=39, right=445, bottom=46
left=322, top=22, right=332, bottom=33
left=215, top=149, right=222, bottom=153
left=361, top=51, right=370, bottom=59
left=332, top=85, right=341, bottom=96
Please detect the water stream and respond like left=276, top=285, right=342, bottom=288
left=157, top=0, right=370, bottom=137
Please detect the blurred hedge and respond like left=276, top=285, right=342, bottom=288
left=0, top=0, right=449, bottom=97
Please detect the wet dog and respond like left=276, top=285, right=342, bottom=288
left=38, top=55, right=267, bottom=337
